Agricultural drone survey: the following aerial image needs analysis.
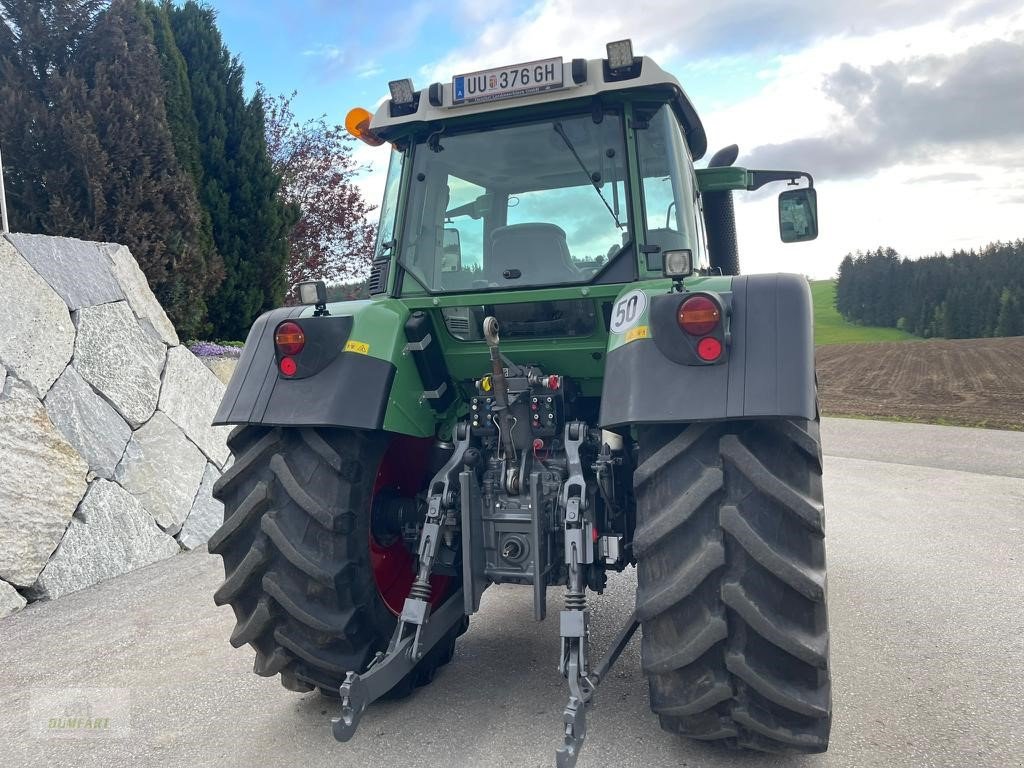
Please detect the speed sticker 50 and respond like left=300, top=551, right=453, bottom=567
left=610, top=289, right=647, bottom=334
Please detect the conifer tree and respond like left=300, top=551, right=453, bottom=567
left=165, top=1, right=294, bottom=339
left=0, top=0, right=106, bottom=235
left=0, top=0, right=222, bottom=336
left=834, top=240, right=1024, bottom=339
left=143, top=0, right=219, bottom=297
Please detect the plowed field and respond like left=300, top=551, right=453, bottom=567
left=816, top=336, right=1024, bottom=430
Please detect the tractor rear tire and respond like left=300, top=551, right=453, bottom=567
left=210, top=425, right=462, bottom=697
left=633, top=418, right=831, bottom=753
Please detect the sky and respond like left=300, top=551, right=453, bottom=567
left=209, top=0, right=1024, bottom=279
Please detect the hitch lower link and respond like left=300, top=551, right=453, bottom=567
left=331, top=425, right=471, bottom=743
left=555, top=423, right=640, bottom=768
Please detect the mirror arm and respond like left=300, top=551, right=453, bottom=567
left=444, top=201, right=478, bottom=219
left=746, top=170, right=814, bottom=191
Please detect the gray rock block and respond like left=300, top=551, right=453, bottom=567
left=44, top=366, right=132, bottom=479
left=0, top=579, right=27, bottom=619
left=0, top=381, right=88, bottom=586
left=101, top=244, right=179, bottom=347
left=73, top=301, right=166, bottom=428
left=115, top=412, right=206, bottom=535
left=0, top=237, right=76, bottom=398
left=159, top=346, right=231, bottom=467
left=201, top=356, right=238, bottom=386
left=27, top=480, right=180, bottom=601
left=6, top=233, right=124, bottom=310
left=178, top=463, right=223, bottom=550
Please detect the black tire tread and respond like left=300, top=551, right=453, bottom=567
left=632, top=466, right=723, bottom=557
left=260, top=513, right=345, bottom=584
left=635, top=418, right=831, bottom=754
left=213, top=533, right=269, bottom=605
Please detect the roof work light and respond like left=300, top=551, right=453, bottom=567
left=388, top=78, right=415, bottom=104
left=388, top=78, right=419, bottom=116
left=606, top=40, right=635, bottom=70
left=605, top=39, right=641, bottom=81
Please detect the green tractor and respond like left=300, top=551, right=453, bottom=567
left=210, top=39, right=830, bottom=766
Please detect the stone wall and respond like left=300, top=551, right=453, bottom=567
left=0, top=234, right=231, bottom=618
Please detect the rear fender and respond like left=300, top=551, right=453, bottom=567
left=598, top=274, right=816, bottom=427
left=213, top=299, right=443, bottom=437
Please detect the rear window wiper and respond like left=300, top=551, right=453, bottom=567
left=552, top=121, right=624, bottom=229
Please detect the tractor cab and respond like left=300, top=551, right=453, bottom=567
left=349, top=41, right=713, bottom=303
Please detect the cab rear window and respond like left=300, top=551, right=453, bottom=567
left=441, top=299, right=598, bottom=341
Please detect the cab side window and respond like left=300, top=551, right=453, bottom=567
left=635, top=104, right=699, bottom=272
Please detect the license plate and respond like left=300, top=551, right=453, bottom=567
left=452, top=57, right=563, bottom=106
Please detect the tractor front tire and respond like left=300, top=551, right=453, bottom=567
left=209, top=425, right=460, bottom=697
left=634, top=418, right=831, bottom=753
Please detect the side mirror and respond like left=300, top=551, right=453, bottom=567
left=441, top=228, right=462, bottom=272
left=778, top=187, right=818, bottom=243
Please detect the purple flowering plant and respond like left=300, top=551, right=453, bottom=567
left=188, top=341, right=244, bottom=358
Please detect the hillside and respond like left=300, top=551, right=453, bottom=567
left=811, top=280, right=915, bottom=345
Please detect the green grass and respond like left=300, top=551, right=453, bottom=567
left=810, top=280, right=916, bottom=346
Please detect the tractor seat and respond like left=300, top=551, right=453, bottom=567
left=487, top=223, right=579, bottom=284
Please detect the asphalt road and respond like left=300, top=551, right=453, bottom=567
left=1, top=417, right=1022, bottom=768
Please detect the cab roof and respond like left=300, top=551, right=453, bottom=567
left=368, top=55, right=707, bottom=161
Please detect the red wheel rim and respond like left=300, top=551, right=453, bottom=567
left=370, top=435, right=451, bottom=615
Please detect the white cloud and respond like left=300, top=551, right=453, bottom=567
left=356, top=63, right=383, bottom=79
left=708, top=3, right=1024, bottom=276
left=302, top=43, right=343, bottom=61
left=735, top=162, right=1024, bottom=279
left=349, top=0, right=1024, bottom=277
left=417, top=0, right=978, bottom=85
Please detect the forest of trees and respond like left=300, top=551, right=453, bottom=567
left=0, top=0, right=374, bottom=338
left=835, top=240, right=1024, bottom=339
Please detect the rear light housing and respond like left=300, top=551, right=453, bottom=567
left=274, top=321, right=305, bottom=356
left=650, top=290, right=729, bottom=366
left=677, top=295, right=721, bottom=336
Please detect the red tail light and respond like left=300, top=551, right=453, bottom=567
left=696, top=337, right=723, bottom=361
left=274, top=321, right=305, bottom=356
left=677, top=296, right=721, bottom=336
left=279, top=357, right=297, bottom=376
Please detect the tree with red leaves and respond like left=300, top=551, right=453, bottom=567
left=263, top=90, right=377, bottom=293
